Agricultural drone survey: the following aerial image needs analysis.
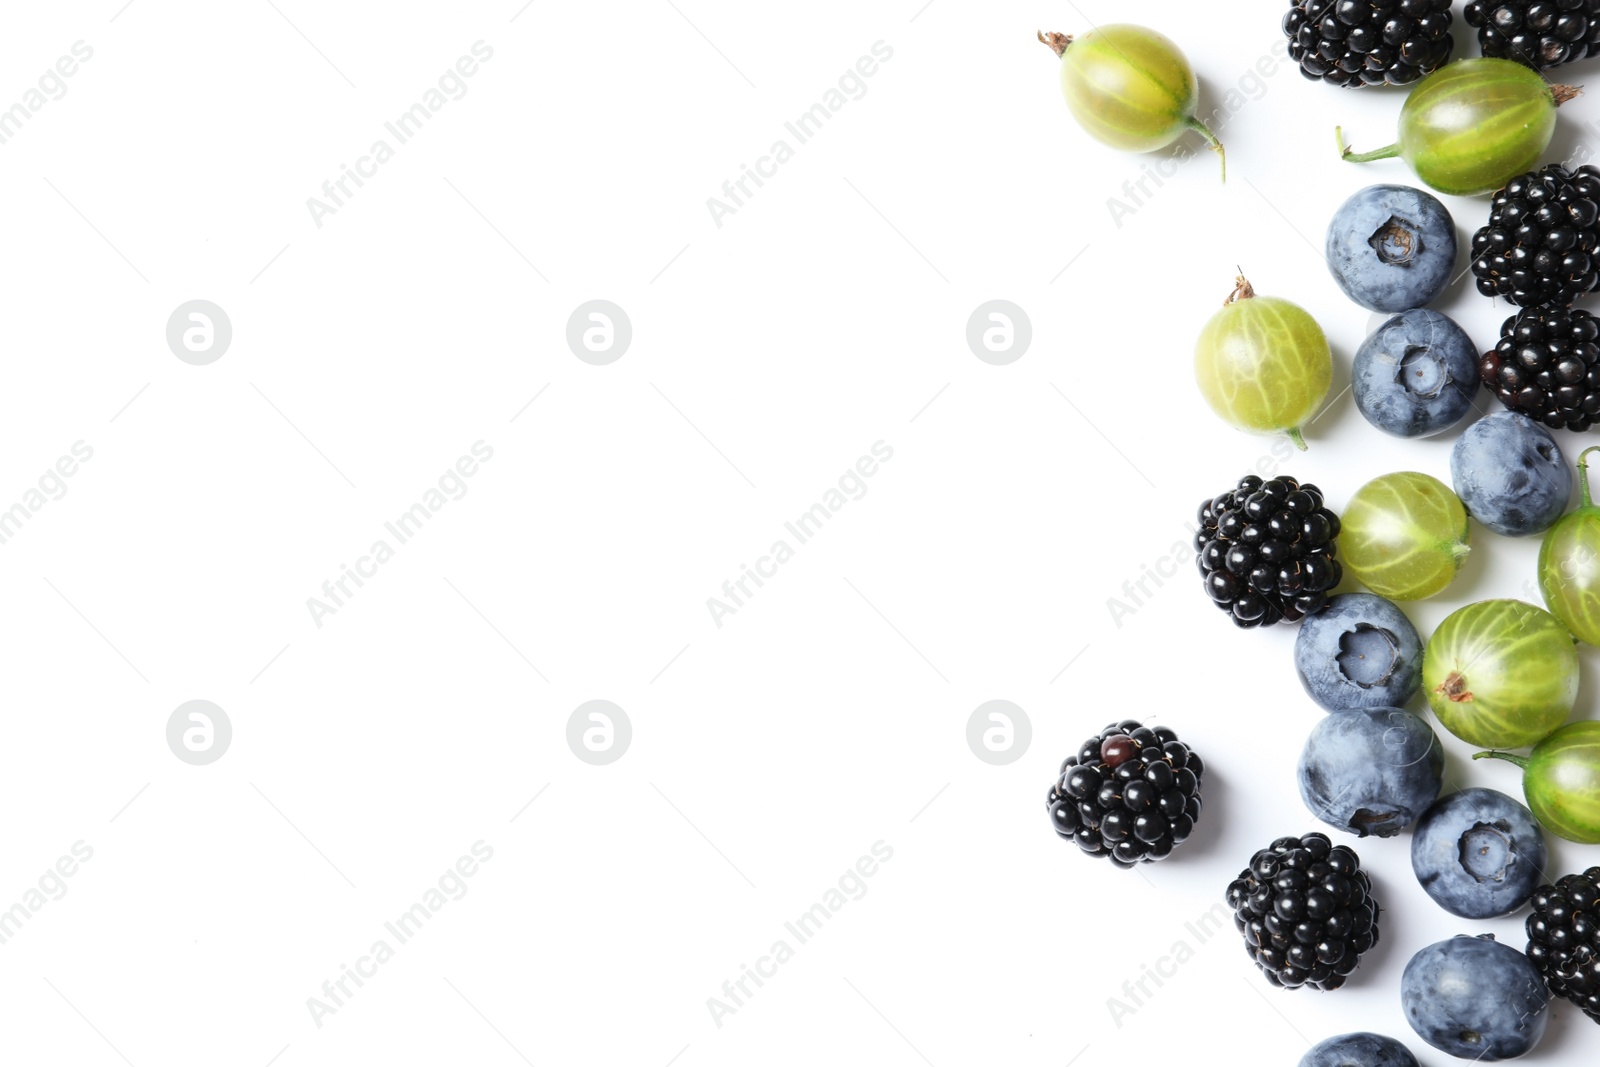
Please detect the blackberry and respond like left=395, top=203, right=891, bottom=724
left=1046, top=720, right=1203, bottom=868
left=1195, top=474, right=1342, bottom=628
left=1283, top=0, right=1454, bottom=88
left=1525, top=867, right=1600, bottom=1024
left=1471, top=164, right=1600, bottom=308
left=1227, top=833, right=1380, bottom=991
left=1465, top=0, right=1600, bottom=70
left=1479, top=304, right=1600, bottom=430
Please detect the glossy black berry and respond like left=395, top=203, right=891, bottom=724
left=1284, top=0, right=1454, bottom=87
left=1525, top=866, right=1600, bottom=1023
left=1472, top=164, right=1600, bottom=307
left=1047, top=721, right=1203, bottom=867
left=1195, top=475, right=1342, bottom=628
left=1227, top=833, right=1380, bottom=990
left=1466, top=0, right=1600, bottom=70
left=1480, top=304, right=1600, bottom=430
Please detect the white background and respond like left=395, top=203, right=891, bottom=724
left=1, top=0, right=1598, bottom=1064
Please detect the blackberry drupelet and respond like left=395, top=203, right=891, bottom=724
left=1227, top=833, right=1380, bottom=991
left=1466, top=0, right=1600, bottom=70
left=1479, top=304, right=1600, bottom=430
left=1526, top=867, right=1600, bottom=1023
left=1195, top=474, right=1343, bottom=628
left=1046, top=720, right=1203, bottom=867
left=1284, top=0, right=1454, bottom=87
left=1471, top=164, right=1600, bottom=307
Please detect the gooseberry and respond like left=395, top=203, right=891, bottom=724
left=1040, top=25, right=1224, bottom=181
left=1337, top=58, right=1577, bottom=196
left=1193, top=275, right=1332, bottom=450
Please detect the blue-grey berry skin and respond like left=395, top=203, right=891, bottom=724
left=1401, top=935, right=1549, bottom=1061
left=1450, top=412, right=1572, bottom=536
left=1326, top=184, right=1458, bottom=313
left=1299, top=1033, right=1419, bottom=1067
left=1353, top=309, right=1479, bottom=438
left=1294, top=594, right=1423, bottom=712
left=1297, top=707, right=1443, bottom=838
left=1411, top=788, right=1546, bottom=920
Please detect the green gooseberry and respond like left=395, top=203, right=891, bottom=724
left=1476, top=722, right=1600, bottom=844
left=1422, top=599, right=1577, bottom=749
left=1193, top=275, right=1332, bottom=450
left=1040, top=25, right=1224, bottom=181
left=1539, top=445, right=1600, bottom=645
left=1337, top=58, right=1578, bottom=196
left=1340, top=472, right=1471, bottom=600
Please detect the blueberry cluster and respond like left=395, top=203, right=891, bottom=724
left=1227, top=833, right=1380, bottom=990
left=1479, top=305, right=1600, bottom=429
left=1047, top=721, right=1203, bottom=868
left=1196, top=475, right=1342, bottom=628
left=1526, top=867, right=1600, bottom=1023
left=1465, top=0, right=1600, bottom=70
left=1471, top=164, right=1600, bottom=308
left=1283, top=0, right=1454, bottom=87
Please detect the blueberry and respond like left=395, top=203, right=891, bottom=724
left=1297, top=707, right=1443, bottom=838
left=1411, top=788, right=1546, bottom=919
left=1294, top=594, right=1423, bottom=712
left=1326, top=184, right=1457, bottom=313
left=1298, top=1033, right=1419, bottom=1067
left=1353, top=309, right=1479, bottom=438
left=1450, top=411, right=1572, bottom=537
left=1401, top=935, right=1549, bottom=1061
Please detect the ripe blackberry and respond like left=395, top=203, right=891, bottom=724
left=1283, top=0, right=1454, bottom=87
left=1525, top=867, right=1600, bottom=1023
left=1465, top=0, right=1600, bottom=70
left=1195, top=474, right=1342, bottom=628
left=1471, top=164, right=1600, bottom=307
left=1479, top=304, right=1600, bottom=430
left=1227, top=833, right=1380, bottom=991
left=1046, top=720, right=1203, bottom=868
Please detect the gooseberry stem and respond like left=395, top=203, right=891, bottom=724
left=1285, top=427, right=1308, bottom=452
left=1037, top=30, right=1072, bottom=58
left=1437, top=671, right=1473, bottom=702
left=1578, top=445, right=1600, bottom=508
left=1223, top=273, right=1255, bottom=305
left=1473, top=750, right=1530, bottom=769
left=1336, top=126, right=1400, bottom=164
left=1185, top=116, right=1226, bottom=182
